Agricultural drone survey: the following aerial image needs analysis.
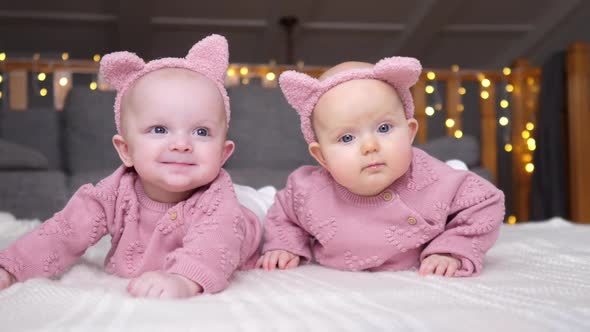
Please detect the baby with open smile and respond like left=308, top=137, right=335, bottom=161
left=0, top=35, right=261, bottom=298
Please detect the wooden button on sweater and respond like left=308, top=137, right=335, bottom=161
left=382, top=191, right=393, bottom=201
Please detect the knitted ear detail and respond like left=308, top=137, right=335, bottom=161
left=374, top=57, right=422, bottom=90
left=185, top=34, right=229, bottom=85
left=279, top=71, right=321, bottom=118
left=99, top=52, right=145, bottom=91
left=278, top=71, right=322, bottom=144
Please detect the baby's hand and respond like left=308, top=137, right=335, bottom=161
left=419, top=254, right=461, bottom=277
left=255, top=250, right=300, bottom=271
left=0, top=267, right=16, bottom=290
left=127, top=271, right=203, bottom=299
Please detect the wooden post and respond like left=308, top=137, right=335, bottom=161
left=480, top=80, right=498, bottom=183
left=510, top=59, right=531, bottom=221
left=8, top=70, right=28, bottom=111
left=445, top=75, right=460, bottom=137
left=566, top=43, right=590, bottom=223
left=412, top=78, right=428, bottom=144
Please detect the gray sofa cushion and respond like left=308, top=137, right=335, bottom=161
left=469, top=166, right=492, bottom=182
left=1, top=107, right=62, bottom=169
left=68, top=169, right=119, bottom=196
left=0, top=170, right=68, bottom=220
left=417, top=135, right=480, bottom=167
left=226, top=85, right=316, bottom=170
left=0, top=138, right=49, bottom=170
left=62, top=88, right=120, bottom=174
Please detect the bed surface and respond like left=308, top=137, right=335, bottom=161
left=1, top=209, right=588, bottom=332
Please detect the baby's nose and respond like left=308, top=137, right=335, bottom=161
left=169, top=136, right=192, bottom=152
left=361, top=136, right=379, bottom=155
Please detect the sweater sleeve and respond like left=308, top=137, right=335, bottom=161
left=261, top=170, right=313, bottom=261
left=420, top=174, right=505, bottom=277
left=163, top=173, right=261, bottom=294
left=0, top=181, right=118, bottom=282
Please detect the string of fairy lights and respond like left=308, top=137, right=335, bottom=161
left=0, top=52, right=539, bottom=165
left=0, top=52, right=538, bottom=223
left=423, top=66, right=536, bottom=150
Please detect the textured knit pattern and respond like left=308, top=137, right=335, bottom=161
left=0, top=166, right=262, bottom=294
left=262, top=148, right=505, bottom=276
left=99, top=34, right=231, bottom=133
left=278, top=56, right=422, bottom=143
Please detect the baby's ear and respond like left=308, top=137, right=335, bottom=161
left=308, top=142, right=328, bottom=169
left=112, top=134, right=133, bottom=167
left=278, top=71, right=320, bottom=116
left=99, top=52, right=145, bottom=90
left=185, top=34, right=229, bottom=85
left=374, top=57, right=422, bottom=89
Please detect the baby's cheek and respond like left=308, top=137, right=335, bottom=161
left=327, top=161, right=357, bottom=184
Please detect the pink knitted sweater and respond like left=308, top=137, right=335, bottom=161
left=262, top=148, right=505, bottom=276
left=0, top=166, right=261, bottom=293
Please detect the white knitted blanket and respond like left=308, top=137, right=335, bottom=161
left=1, top=209, right=589, bottom=331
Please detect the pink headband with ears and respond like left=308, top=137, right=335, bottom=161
left=99, top=34, right=230, bottom=134
left=279, top=56, right=422, bottom=144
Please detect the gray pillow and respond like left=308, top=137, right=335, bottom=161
left=226, top=85, right=315, bottom=170
left=1, top=107, right=62, bottom=170
left=68, top=169, right=119, bottom=196
left=0, top=138, right=49, bottom=170
left=62, top=87, right=120, bottom=174
left=417, top=135, right=480, bottom=167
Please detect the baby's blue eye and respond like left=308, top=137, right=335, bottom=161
left=339, top=134, right=354, bottom=143
left=378, top=124, right=391, bottom=133
left=151, top=126, right=167, bottom=134
left=195, top=128, right=209, bottom=136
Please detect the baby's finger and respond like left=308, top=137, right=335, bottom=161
left=0, top=270, right=16, bottom=290
left=277, top=252, right=291, bottom=269
left=127, top=277, right=138, bottom=292
left=128, top=277, right=149, bottom=297
left=262, top=253, right=273, bottom=271
left=445, top=260, right=460, bottom=277
left=268, top=251, right=282, bottom=271
left=285, top=256, right=300, bottom=269
left=160, top=288, right=174, bottom=299
left=0, top=273, right=8, bottom=289
left=419, top=259, right=436, bottom=276
left=434, top=260, right=449, bottom=276
left=146, top=284, right=164, bottom=298
left=255, top=255, right=264, bottom=269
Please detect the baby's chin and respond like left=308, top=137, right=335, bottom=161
left=162, top=178, right=212, bottom=192
left=342, top=178, right=396, bottom=197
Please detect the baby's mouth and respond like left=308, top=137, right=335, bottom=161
left=363, top=162, right=386, bottom=171
left=162, top=161, right=196, bottom=167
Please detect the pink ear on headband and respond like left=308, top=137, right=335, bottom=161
left=185, top=35, right=229, bottom=85
left=279, top=71, right=321, bottom=118
left=99, top=52, right=145, bottom=90
left=278, top=56, right=422, bottom=144
left=99, top=34, right=230, bottom=134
